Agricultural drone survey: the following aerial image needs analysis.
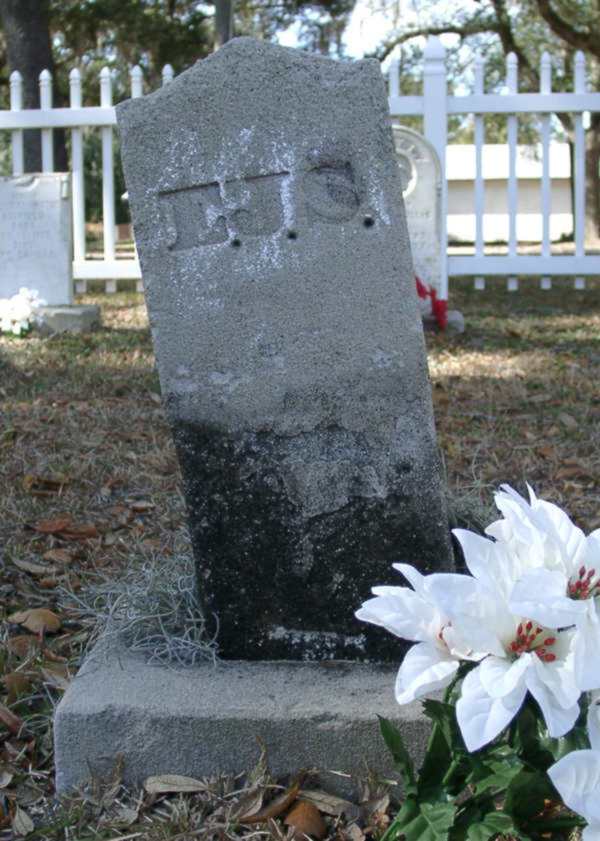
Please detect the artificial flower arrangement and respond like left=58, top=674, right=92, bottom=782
left=357, top=485, right=600, bottom=841
left=0, top=287, right=46, bottom=336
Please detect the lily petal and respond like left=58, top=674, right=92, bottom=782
left=509, top=567, right=584, bottom=628
left=526, top=657, right=580, bottom=738
left=394, top=642, right=458, bottom=705
left=588, top=693, right=600, bottom=752
left=479, top=654, right=529, bottom=700
left=355, top=590, right=437, bottom=643
left=548, top=750, right=600, bottom=826
left=456, top=665, right=526, bottom=752
left=574, top=601, right=600, bottom=692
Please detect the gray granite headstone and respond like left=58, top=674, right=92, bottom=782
left=117, top=38, right=452, bottom=661
left=0, top=174, right=73, bottom=305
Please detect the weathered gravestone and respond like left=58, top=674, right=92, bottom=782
left=54, top=38, right=452, bottom=795
left=392, top=126, right=442, bottom=297
left=0, top=174, right=73, bottom=305
left=117, top=38, right=452, bottom=661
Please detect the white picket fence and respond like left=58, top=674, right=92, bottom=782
left=2, top=36, right=600, bottom=299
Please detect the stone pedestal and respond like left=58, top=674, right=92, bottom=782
left=54, top=639, right=430, bottom=795
left=37, top=305, right=101, bottom=334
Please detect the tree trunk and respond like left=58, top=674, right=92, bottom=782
left=0, top=0, right=67, bottom=172
left=585, top=117, right=600, bottom=244
left=215, top=0, right=234, bottom=49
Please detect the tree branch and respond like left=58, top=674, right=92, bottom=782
left=533, top=0, right=600, bottom=61
left=370, top=19, right=500, bottom=62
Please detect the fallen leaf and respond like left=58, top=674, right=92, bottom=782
left=33, top=515, right=72, bottom=534
left=59, top=523, right=99, bottom=541
left=38, top=577, right=61, bottom=589
left=537, top=445, right=556, bottom=459
left=129, top=500, right=155, bottom=513
left=240, top=775, right=303, bottom=824
left=12, top=559, right=57, bottom=577
left=0, top=703, right=23, bottom=736
left=40, top=664, right=71, bottom=691
left=43, top=548, right=74, bottom=565
left=22, top=473, right=69, bottom=496
left=143, top=774, right=207, bottom=794
left=556, top=465, right=592, bottom=480
left=558, top=412, right=578, bottom=431
left=5, top=636, right=40, bottom=659
left=284, top=801, right=327, bottom=840
left=2, top=673, right=34, bottom=702
left=344, top=823, right=366, bottom=841
left=298, top=789, right=356, bottom=818
left=8, top=608, right=62, bottom=635
left=232, top=787, right=266, bottom=822
left=0, top=768, right=13, bottom=789
left=11, top=805, right=34, bottom=837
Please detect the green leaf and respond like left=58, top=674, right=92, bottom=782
left=387, top=798, right=457, bottom=841
left=466, top=810, right=518, bottom=841
left=378, top=716, right=417, bottom=794
left=418, top=719, right=452, bottom=794
left=511, top=703, right=553, bottom=770
left=504, top=768, right=555, bottom=825
left=422, top=699, right=465, bottom=752
left=466, top=747, right=524, bottom=796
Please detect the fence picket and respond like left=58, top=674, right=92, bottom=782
left=162, top=64, right=174, bottom=85
left=574, top=51, right=586, bottom=290
left=100, top=67, right=117, bottom=293
left=9, top=71, right=24, bottom=176
left=474, top=54, right=485, bottom=291
left=540, top=52, right=552, bottom=290
left=70, top=68, right=87, bottom=294
left=39, top=69, right=54, bottom=172
left=130, top=65, right=143, bottom=98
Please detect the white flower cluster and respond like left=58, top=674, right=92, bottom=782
left=356, top=485, right=600, bottom=839
left=0, top=287, right=46, bottom=336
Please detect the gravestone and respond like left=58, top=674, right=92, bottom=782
left=117, top=38, right=452, bottom=661
left=0, top=174, right=73, bottom=305
left=392, top=126, right=442, bottom=296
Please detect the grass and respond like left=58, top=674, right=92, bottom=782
left=1, top=277, right=599, bottom=838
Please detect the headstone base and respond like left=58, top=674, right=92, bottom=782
left=54, top=639, right=430, bottom=795
left=37, top=305, right=101, bottom=335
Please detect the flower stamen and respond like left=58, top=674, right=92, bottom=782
left=508, top=623, right=557, bottom=662
left=568, top=565, right=600, bottom=600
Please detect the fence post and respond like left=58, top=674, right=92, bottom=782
left=39, top=69, right=54, bottom=172
left=70, top=68, right=87, bottom=294
left=10, top=71, right=24, bottom=176
left=423, top=36, right=448, bottom=303
left=100, top=66, right=117, bottom=293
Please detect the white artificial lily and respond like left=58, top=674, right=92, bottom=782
left=0, top=288, right=46, bottom=336
left=427, top=562, right=581, bottom=752
left=486, top=485, right=600, bottom=691
left=547, top=698, right=600, bottom=841
left=355, top=564, right=483, bottom=705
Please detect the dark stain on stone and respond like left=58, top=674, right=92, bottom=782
left=172, top=418, right=453, bottom=662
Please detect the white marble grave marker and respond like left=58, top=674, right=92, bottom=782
left=0, top=174, right=73, bottom=305
left=392, top=126, right=441, bottom=295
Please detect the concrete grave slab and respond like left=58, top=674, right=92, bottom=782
left=54, top=639, right=431, bottom=795
left=0, top=173, right=73, bottom=305
left=117, top=38, right=453, bottom=662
